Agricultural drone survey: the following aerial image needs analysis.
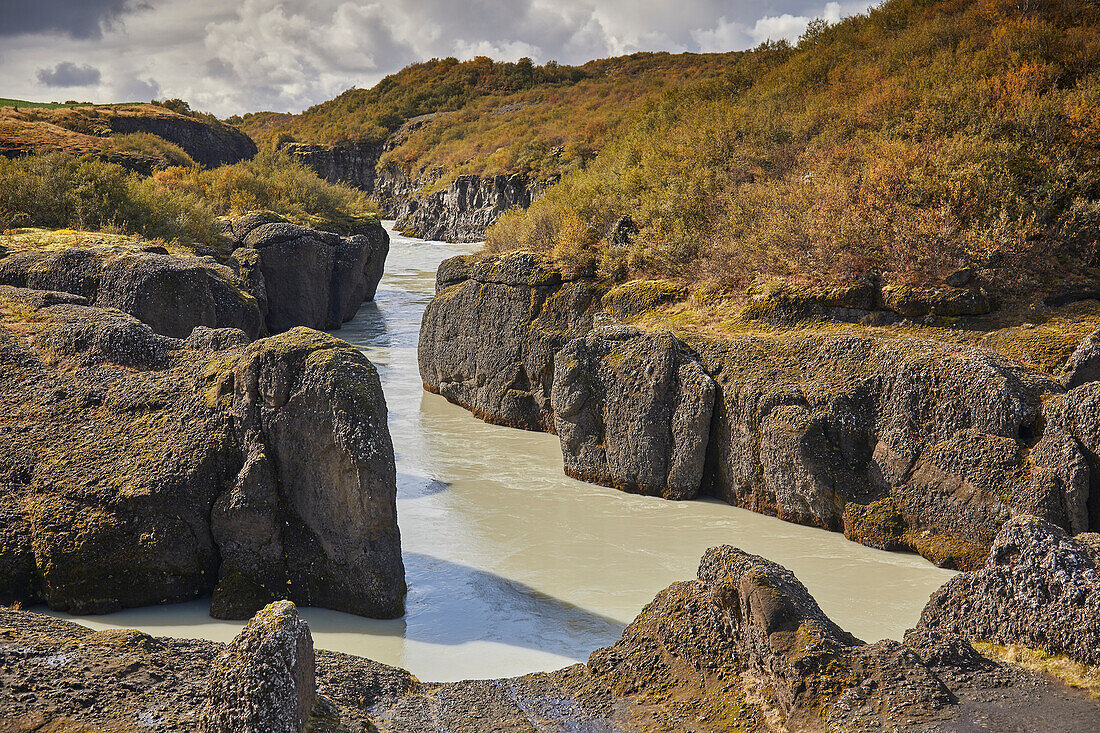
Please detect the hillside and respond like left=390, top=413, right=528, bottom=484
left=235, top=52, right=747, bottom=186
left=486, top=0, right=1100, bottom=307
left=0, top=101, right=256, bottom=171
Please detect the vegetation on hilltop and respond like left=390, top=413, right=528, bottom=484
left=0, top=149, right=378, bottom=245
left=486, top=0, right=1100, bottom=300
left=234, top=52, right=747, bottom=184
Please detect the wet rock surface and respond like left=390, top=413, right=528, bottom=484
left=0, top=297, right=404, bottom=618
left=919, top=516, right=1100, bottom=666
left=419, top=251, right=607, bottom=431
left=3, top=543, right=1098, bottom=732
left=552, top=325, right=714, bottom=498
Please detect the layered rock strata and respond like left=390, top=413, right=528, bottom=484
left=420, top=256, right=1100, bottom=568
left=0, top=293, right=404, bottom=618
left=3, top=524, right=1099, bottom=732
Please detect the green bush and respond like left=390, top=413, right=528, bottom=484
left=0, top=152, right=219, bottom=244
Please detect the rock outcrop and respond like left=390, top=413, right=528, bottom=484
left=919, top=516, right=1100, bottom=666
left=4, top=544, right=1099, bottom=732
left=0, top=245, right=264, bottom=339
left=419, top=255, right=1098, bottom=568
left=0, top=217, right=389, bottom=340
left=0, top=295, right=404, bottom=618
left=202, top=601, right=316, bottom=733
left=1060, top=328, right=1100, bottom=389
left=226, top=214, right=389, bottom=334
left=394, top=173, right=549, bottom=242
left=552, top=325, right=715, bottom=498
left=106, top=111, right=257, bottom=168
left=419, top=251, right=607, bottom=431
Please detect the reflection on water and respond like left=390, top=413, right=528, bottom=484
left=42, top=223, right=956, bottom=682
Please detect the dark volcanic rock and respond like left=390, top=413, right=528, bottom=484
left=0, top=244, right=263, bottom=339
left=3, top=546, right=1100, bottom=732
left=419, top=251, right=607, bottom=431
left=227, top=217, right=389, bottom=334
left=201, top=601, right=315, bottom=733
left=106, top=113, right=257, bottom=168
left=919, top=515, right=1100, bottom=666
left=552, top=325, right=715, bottom=498
left=210, top=327, right=405, bottom=619
left=0, top=298, right=404, bottom=618
left=1060, top=328, right=1100, bottom=389
left=396, top=173, right=549, bottom=242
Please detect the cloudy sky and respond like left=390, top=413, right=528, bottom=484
left=0, top=0, right=872, bottom=117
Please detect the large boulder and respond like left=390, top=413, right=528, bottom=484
left=0, top=294, right=404, bottom=618
left=210, top=327, right=405, bottom=619
left=227, top=216, right=389, bottom=334
left=918, top=516, right=1100, bottom=666
left=419, top=251, right=607, bottom=431
left=201, top=601, right=315, bottom=733
left=552, top=325, right=714, bottom=498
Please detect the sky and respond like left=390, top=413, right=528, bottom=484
left=0, top=0, right=873, bottom=117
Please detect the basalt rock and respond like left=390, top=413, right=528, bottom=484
left=226, top=216, right=389, bottom=334
left=0, top=244, right=264, bottom=339
left=697, top=333, right=1071, bottom=568
left=918, top=515, right=1100, bottom=666
left=420, top=254, right=1093, bottom=566
left=0, top=296, right=404, bottom=618
left=419, top=251, right=607, bottom=431
left=201, top=601, right=316, bottom=733
left=395, top=173, right=549, bottom=242
left=7, top=546, right=1099, bottom=731
left=1060, top=328, right=1100, bottom=389
left=552, top=326, right=714, bottom=499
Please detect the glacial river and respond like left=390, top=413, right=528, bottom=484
left=45, top=223, right=956, bottom=682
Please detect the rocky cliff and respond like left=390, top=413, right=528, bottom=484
left=106, top=112, right=257, bottom=168
left=285, top=134, right=547, bottom=242
left=0, top=291, right=405, bottom=619
left=3, top=520, right=1098, bottom=732
left=0, top=216, right=388, bottom=339
left=419, top=254, right=1100, bottom=568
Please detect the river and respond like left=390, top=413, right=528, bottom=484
left=43, top=223, right=956, bottom=682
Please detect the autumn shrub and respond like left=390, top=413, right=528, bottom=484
left=485, top=0, right=1100, bottom=297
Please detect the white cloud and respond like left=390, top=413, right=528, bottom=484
left=0, top=0, right=876, bottom=116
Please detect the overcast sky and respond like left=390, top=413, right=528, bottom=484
left=0, top=0, right=872, bottom=117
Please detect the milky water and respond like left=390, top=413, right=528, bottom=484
left=43, top=222, right=956, bottom=682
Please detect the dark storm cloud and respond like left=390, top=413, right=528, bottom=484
left=35, top=61, right=103, bottom=87
left=0, top=0, right=133, bottom=39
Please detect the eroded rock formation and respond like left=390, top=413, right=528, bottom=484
left=419, top=251, right=606, bottom=431
left=4, top=533, right=1099, bottom=732
left=552, top=325, right=714, bottom=498
left=0, top=293, right=404, bottom=618
left=419, top=256, right=1100, bottom=568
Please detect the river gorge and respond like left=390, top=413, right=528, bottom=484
left=35, top=223, right=956, bottom=682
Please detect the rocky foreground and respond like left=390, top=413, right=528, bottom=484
left=0, top=217, right=405, bottom=619
left=1, top=517, right=1097, bottom=732
left=420, top=251, right=1100, bottom=569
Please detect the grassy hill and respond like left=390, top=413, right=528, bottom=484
left=483, top=0, right=1100, bottom=304
left=0, top=101, right=254, bottom=171
left=235, top=52, right=748, bottom=185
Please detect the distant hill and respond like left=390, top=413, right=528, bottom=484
left=0, top=101, right=256, bottom=171
left=234, top=52, right=747, bottom=185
